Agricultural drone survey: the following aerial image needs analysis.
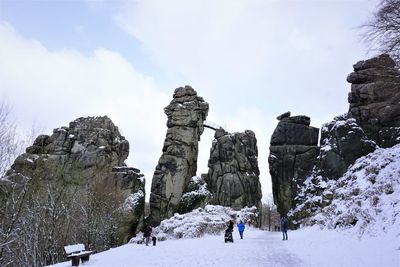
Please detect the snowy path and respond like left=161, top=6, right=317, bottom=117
left=51, top=230, right=302, bottom=267
left=50, top=228, right=399, bottom=267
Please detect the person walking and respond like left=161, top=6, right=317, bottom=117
left=143, top=217, right=152, bottom=246
left=237, top=221, right=245, bottom=239
left=281, top=216, right=289, bottom=241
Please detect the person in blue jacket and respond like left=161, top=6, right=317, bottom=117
left=281, top=216, right=289, bottom=241
left=237, top=221, right=245, bottom=239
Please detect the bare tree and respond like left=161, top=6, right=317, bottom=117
left=260, top=196, right=280, bottom=231
left=362, top=0, right=400, bottom=65
left=0, top=103, right=19, bottom=177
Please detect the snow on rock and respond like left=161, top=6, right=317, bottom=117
left=204, top=120, right=222, bottom=130
left=121, top=190, right=144, bottom=213
left=295, top=144, right=400, bottom=237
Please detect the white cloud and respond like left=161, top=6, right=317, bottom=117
left=0, top=22, right=170, bottom=197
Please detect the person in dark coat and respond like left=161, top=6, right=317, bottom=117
left=228, top=220, right=234, bottom=231
left=143, top=217, right=152, bottom=246
left=281, top=216, right=289, bottom=241
left=237, top=221, right=245, bottom=239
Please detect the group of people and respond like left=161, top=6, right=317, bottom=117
left=225, top=216, right=288, bottom=242
left=225, top=220, right=246, bottom=242
left=142, top=215, right=289, bottom=246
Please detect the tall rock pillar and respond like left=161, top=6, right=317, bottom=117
left=268, top=112, right=319, bottom=217
left=204, top=128, right=262, bottom=211
left=150, top=86, right=209, bottom=226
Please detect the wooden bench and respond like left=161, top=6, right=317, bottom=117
left=64, top=244, right=93, bottom=266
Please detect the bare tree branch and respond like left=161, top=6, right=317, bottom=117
left=361, top=0, right=400, bottom=65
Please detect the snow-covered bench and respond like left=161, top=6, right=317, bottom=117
left=64, top=244, right=93, bottom=266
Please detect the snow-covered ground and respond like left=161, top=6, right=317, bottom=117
left=49, top=142, right=400, bottom=267
left=49, top=227, right=399, bottom=267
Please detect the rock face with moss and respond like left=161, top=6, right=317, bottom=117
left=150, top=86, right=209, bottom=226
left=1, top=116, right=145, bottom=266
left=347, top=54, right=400, bottom=148
left=204, top=128, right=262, bottom=211
left=268, top=112, right=319, bottom=217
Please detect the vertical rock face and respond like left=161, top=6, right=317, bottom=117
left=150, top=86, right=209, bottom=226
left=1, top=116, right=145, bottom=265
left=268, top=112, right=319, bottom=217
left=347, top=54, right=400, bottom=147
left=112, top=166, right=146, bottom=241
left=204, top=128, right=262, bottom=211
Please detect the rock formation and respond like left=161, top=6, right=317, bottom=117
left=203, top=128, right=262, bottom=211
left=347, top=54, right=400, bottom=147
left=150, top=86, right=209, bottom=226
left=112, top=166, right=145, bottom=240
left=317, top=114, right=377, bottom=179
left=268, top=112, right=319, bottom=217
left=289, top=54, right=400, bottom=227
left=1, top=116, right=145, bottom=265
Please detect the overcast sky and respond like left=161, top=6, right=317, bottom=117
left=0, top=0, right=379, bottom=201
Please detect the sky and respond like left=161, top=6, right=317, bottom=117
left=0, top=0, right=379, bottom=201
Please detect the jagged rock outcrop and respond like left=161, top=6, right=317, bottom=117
left=269, top=112, right=319, bottom=217
left=203, top=128, right=262, bottom=211
left=290, top=55, right=400, bottom=228
left=150, top=86, right=209, bottom=226
left=1, top=116, right=145, bottom=266
left=317, top=114, right=377, bottom=179
left=347, top=54, right=400, bottom=147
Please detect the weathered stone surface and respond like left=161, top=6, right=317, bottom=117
left=316, top=114, right=377, bottom=179
left=204, top=129, right=262, bottom=211
left=8, top=116, right=130, bottom=182
left=271, top=115, right=317, bottom=146
left=269, top=114, right=319, bottom=217
left=347, top=54, right=400, bottom=147
left=1, top=116, right=145, bottom=264
left=150, top=86, right=209, bottom=226
left=277, top=111, right=291, bottom=120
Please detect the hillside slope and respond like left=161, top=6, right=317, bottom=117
left=292, top=144, right=400, bottom=237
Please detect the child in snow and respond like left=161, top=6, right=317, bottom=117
left=237, top=221, right=245, bottom=239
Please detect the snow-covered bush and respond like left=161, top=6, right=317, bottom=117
left=129, top=205, right=257, bottom=243
left=178, top=176, right=211, bottom=214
